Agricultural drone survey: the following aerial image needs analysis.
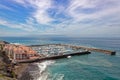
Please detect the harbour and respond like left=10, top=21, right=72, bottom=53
left=0, top=37, right=120, bottom=80
left=16, top=44, right=115, bottom=63
left=30, top=44, right=116, bottom=55
left=17, top=51, right=91, bottom=63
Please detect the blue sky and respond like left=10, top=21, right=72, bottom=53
left=0, top=0, right=120, bottom=37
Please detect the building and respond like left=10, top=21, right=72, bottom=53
left=3, top=44, right=39, bottom=61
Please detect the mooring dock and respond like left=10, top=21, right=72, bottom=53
left=30, top=44, right=116, bottom=55
left=17, top=51, right=91, bottom=63
left=15, top=44, right=116, bottom=63
left=59, top=44, right=116, bottom=55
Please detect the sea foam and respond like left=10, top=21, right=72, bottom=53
left=36, top=60, right=55, bottom=80
left=10, top=42, right=22, bottom=45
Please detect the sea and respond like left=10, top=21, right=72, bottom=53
left=0, top=37, right=120, bottom=80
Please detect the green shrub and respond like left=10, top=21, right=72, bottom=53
left=11, top=70, right=16, bottom=78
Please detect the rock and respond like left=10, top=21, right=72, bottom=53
left=0, top=41, right=9, bottom=44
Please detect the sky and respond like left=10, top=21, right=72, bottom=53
left=0, top=0, right=120, bottom=37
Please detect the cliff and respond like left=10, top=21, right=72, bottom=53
left=0, top=41, right=29, bottom=80
left=0, top=50, right=16, bottom=80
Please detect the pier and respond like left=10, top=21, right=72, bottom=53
left=59, top=44, right=116, bottom=55
left=17, top=51, right=91, bottom=63
left=11, top=44, right=116, bottom=63
left=30, top=44, right=116, bottom=55
left=1, top=41, right=116, bottom=64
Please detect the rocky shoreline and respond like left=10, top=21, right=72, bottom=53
left=18, top=63, right=40, bottom=80
left=0, top=40, right=43, bottom=80
left=19, top=60, right=56, bottom=80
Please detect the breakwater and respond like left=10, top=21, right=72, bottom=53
left=29, top=44, right=116, bottom=55
left=15, top=43, right=116, bottom=63
left=17, top=51, right=91, bottom=63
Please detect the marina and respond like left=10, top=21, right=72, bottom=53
left=16, top=44, right=116, bottom=63
left=30, top=44, right=116, bottom=56
left=0, top=42, right=116, bottom=63
left=17, top=51, right=91, bottom=63
left=0, top=38, right=119, bottom=80
left=0, top=0, right=120, bottom=79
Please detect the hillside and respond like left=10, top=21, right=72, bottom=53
left=0, top=41, right=28, bottom=80
left=0, top=41, right=16, bottom=80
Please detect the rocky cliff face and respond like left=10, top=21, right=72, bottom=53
left=0, top=41, right=19, bottom=80
left=0, top=50, right=16, bottom=80
left=18, top=63, right=39, bottom=80
left=0, top=41, right=29, bottom=80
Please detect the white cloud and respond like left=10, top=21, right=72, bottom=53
left=66, top=0, right=120, bottom=22
left=47, top=0, right=120, bottom=37
left=1, top=0, right=120, bottom=37
left=0, top=18, right=36, bottom=31
left=12, top=0, right=53, bottom=24
left=0, top=4, right=15, bottom=11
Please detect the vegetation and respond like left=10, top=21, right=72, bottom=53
left=0, top=44, right=17, bottom=80
left=0, top=41, right=28, bottom=80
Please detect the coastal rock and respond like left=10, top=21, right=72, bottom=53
left=0, top=41, right=9, bottom=44
left=18, top=63, right=40, bottom=80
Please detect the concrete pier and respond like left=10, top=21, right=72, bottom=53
left=16, top=43, right=116, bottom=63
left=17, top=51, right=91, bottom=63
left=29, top=44, right=116, bottom=55
left=60, top=44, right=116, bottom=55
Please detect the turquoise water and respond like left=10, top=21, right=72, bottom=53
left=0, top=37, right=120, bottom=80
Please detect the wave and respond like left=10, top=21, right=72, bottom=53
left=36, top=60, right=55, bottom=80
left=37, top=72, right=49, bottom=80
left=51, top=73, right=64, bottom=80
left=36, top=60, right=64, bottom=80
left=19, top=60, right=56, bottom=80
left=36, top=60, right=55, bottom=75
left=10, top=42, right=22, bottom=45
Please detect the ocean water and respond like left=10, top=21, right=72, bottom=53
left=0, top=37, right=120, bottom=80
